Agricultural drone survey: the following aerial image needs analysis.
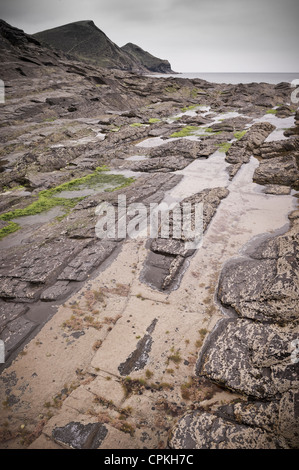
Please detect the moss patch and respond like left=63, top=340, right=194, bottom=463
left=233, top=130, right=247, bottom=140
left=170, top=125, right=199, bottom=138
left=181, top=105, right=198, bottom=112
left=129, top=123, right=146, bottom=128
left=148, top=118, right=161, bottom=124
left=216, top=142, right=232, bottom=153
left=0, top=221, right=20, bottom=240
left=0, top=167, right=135, bottom=234
left=266, top=109, right=277, bottom=114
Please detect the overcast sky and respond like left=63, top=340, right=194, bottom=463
left=1, top=0, right=298, bottom=72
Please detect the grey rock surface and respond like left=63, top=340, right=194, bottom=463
left=170, top=213, right=299, bottom=449
left=52, top=421, right=108, bottom=449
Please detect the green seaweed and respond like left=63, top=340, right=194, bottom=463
left=266, top=109, right=277, bottom=114
left=233, top=130, right=247, bottom=140
left=0, top=195, right=83, bottom=221
left=0, top=221, right=20, bottom=240
left=165, top=85, right=178, bottom=93
left=129, top=123, right=145, bottom=127
left=0, top=166, right=134, bottom=232
left=181, top=105, right=198, bottom=112
left=217, top=142, right=232, bottom=153
left=197, top=127, right=222, bottom=136
left=148, top=118, right=161, bottom=124
left=170, top=125, right=199, bottom=138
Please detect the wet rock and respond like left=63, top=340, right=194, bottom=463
left=253, top=155, right=299, bottom=189
left=141, top=252, right=177, bottom=290
left=118, top=318, right=158, bottom=375
left=197, top=318, right=298, bottom=398
left=263, top=185, right=291, bottom=195
left=1, top=315, right=37, bottom=358
left=253, top=137, right=299, bottom=160
left=284, top=110, right=299, bottom=137
left=4, top=238, right=88, bottom=285
left=179, top=114, right=211, bottom=126
left=0, top=300, right=29, bottom=334
left=52, top=421, right=108, bottom=449
left=25, top=171, right=67, bottom=190
left=161, top=255, right=186, bottom=290
left=130, top=155, right=190, bottom=172
left=40, top=281, right=72, bottom=301
left=170, top=213, right=299, bottom=449
left=148, top=139, right=206, bottom=160
left=278, top=390, right=299, bottom=448
left=225, top=122, right=275, bottom=164
left=148, top=125, right=179, bottom=137
left=217, top=224, right=299, bottom=324
left=226, top=162, right=242, bottom=180
left=142, top=187, right=229, bottom=291
left=276, top=105, right=295, bottom=118
left=151, top=238, right=191, bottom=258
left=0, top=278, right=45, bottom=302
left=169, top=410, right=288, bottom=449
left=57, top=240, right=118, bottom=281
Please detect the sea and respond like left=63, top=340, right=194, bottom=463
left=148, top=72, right=299, bottom=85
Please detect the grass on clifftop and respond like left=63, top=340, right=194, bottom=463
left=0, top=166, right=135, bottom=238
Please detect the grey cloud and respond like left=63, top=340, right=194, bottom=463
left=0, top=0, right=298, bottom=72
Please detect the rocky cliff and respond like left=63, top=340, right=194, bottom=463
left=121, top=42, right=174, bottom=74
left=33, top=20, right=173, bottom=74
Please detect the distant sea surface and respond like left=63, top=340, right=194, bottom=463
left=149, top=72, right=299, bottom=84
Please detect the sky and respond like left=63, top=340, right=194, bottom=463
left=0, top=0, right=298, bottom=73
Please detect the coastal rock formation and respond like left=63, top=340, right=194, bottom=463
left=169, top=212, right=299, bottom=449
left=121, top=42, right=174, bottom=74
left=1, top=19, right=298, bottom=450
left=284, top=110, right=299, bottom=136
left=225, top=122, right=275, bottom=165
left=253, top=136, right=299, bottom=190
left=142, top=187, right=229, bottom=290
left=34, top=21, right=174, bottom=74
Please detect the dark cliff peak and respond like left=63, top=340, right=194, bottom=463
left=33, top=20, right=173, bottom=74
left=33, top=20, right=146, bottom=72
left=0, top=18, right=41, bottom=47
left=121, top=42, right=175, bottom=74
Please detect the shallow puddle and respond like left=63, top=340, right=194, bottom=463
left=253, top=115, right=295, bottom=142
left=126, top=155, right=148, bottom=161
left=162, top=150, right=230, bottom=205
left=135, top=136, right=177, bottom=148
left=11, top=206, right=64, bottom=226
left=53, top=183, right=116, bottom=199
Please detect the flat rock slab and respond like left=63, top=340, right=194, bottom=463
left=263, top=185, right=291, bottom=195
left=225, top=122, right=275, bottom=164
left=57, top=240, right=118, bottom=282
left=40, top=280, right=72, bottom=301
left=1, top=315, right=37, bottom=358
left=52, top=421, right=108, bottom=449
left=169, top=411, right=288, bottom=449
left=118, top=318, right=158, bottom=375
left=141, top=186, right=229, bottom=291
left=196, top=318, right=298, bottom=399
left=253, top=155, right=299, bottom=189
left=217, top=226, right=299, bottom=324
left=0, top=300, right=29, bottom=333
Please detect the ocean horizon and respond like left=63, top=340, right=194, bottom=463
left=149, top=72, right=299, bottom=84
